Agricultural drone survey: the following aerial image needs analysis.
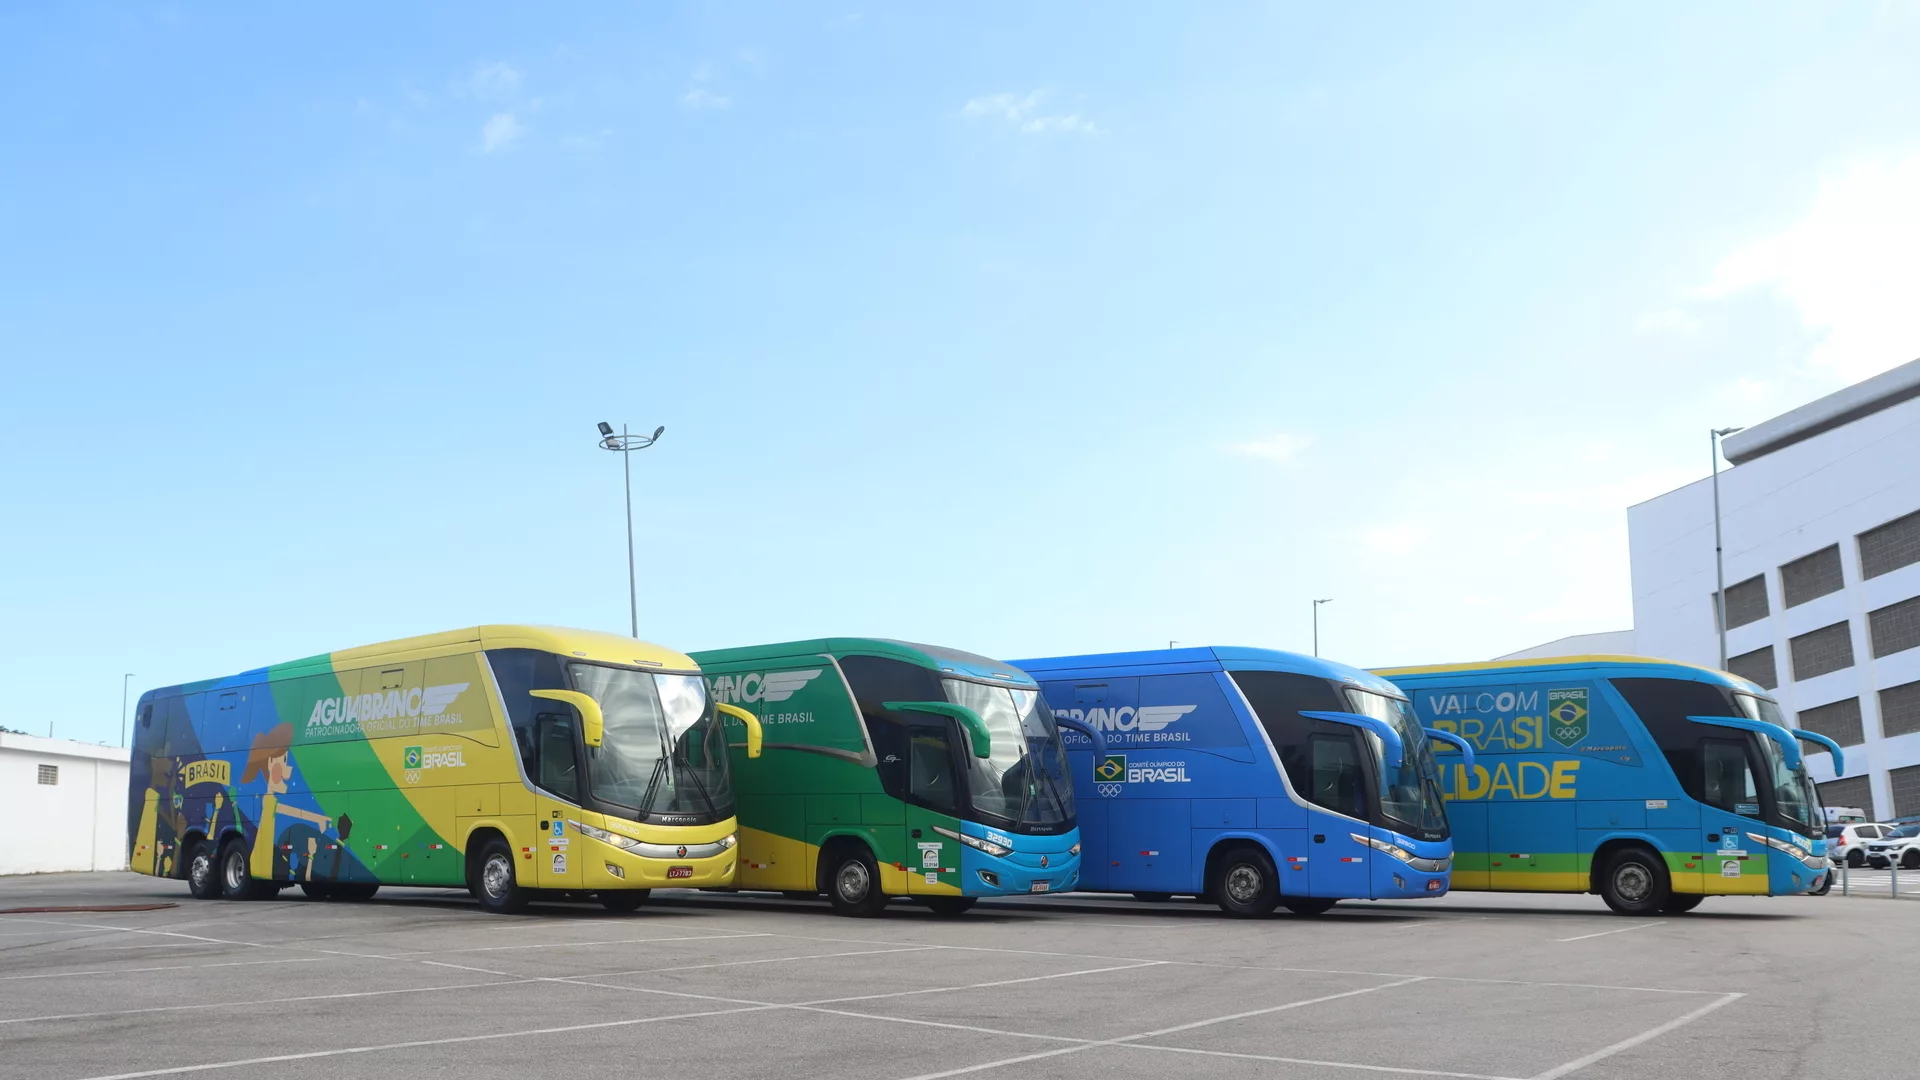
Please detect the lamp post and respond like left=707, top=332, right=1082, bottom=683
left=1711, top=426, right=1745, bottom=670
left=119, top=673, right=135, bottom=747
left=1313, top=598, right=1333, bottom=657
left=597, top=421, right=666, bottom=639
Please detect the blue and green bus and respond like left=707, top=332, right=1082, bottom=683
left=1376, top=656, right=1839, bottom=914
left=1012, top=647, right=1461, bottom=916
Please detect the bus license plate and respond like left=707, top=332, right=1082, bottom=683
left=667, top=866, right=694, bottom=879
left=1030, top=881, right=1050, bottom=893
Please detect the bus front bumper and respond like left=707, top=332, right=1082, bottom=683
left=582, top=841, right=737, bottom=890
left=961, top=831, right=1082, bottom=896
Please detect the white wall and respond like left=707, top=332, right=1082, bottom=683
left=1627, top=391, right=1920, bottom=816
left=1496, top=630, right=1637, bottom=660
left=0, top=733, right=131, bottom=875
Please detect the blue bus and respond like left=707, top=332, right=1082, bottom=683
left=1377, top=656, right=1839, bottom=914
left=1011, top=647, right=1463, bottom=916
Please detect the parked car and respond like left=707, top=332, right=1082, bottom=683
left=1864, top=823, right=1920, bottom=869
left=1828, top=822, right=1898, bottom=867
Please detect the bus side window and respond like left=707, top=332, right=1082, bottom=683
left=1701, top=738, right=1757, bottom=815
left=535, top=712, right=581, bottom=804
left=486, top=648, right=567, bottom=784
left=908, top=723, right=958, bottom=813
left=1307, top=733, right=1365, bottom=819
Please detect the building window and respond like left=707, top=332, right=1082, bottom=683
left=1868, top=595, right=1920, bottom=659
left=1795, top=697, right=1864, bottom=747
left=1892, top=764, right=1920, bottom=819
left=1713, top=575, right=1770, bottom=631
left=1881, top=681, right=1920, bottom=740
left=1818, top=774, right=1873, bottom=816
left=1726, top=646, right=1779, bottom=690
left=1780, top=545, right=1845, bottom=608
left=1789, top=621, right=1855, bottom=680
left=1859, top=509, right=1920, bottom=580
left=37, top=764, right=58, bottom=785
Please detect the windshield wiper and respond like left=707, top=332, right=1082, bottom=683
left=634, top=757, right=669, bottom=818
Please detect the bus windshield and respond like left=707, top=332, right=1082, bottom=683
left=1346, top=688, right=1450, bottom=839
left=942, top=679, right=1074, bottom=831
left=569, top=664, right=734, bottom=821
left=1736, top=693, right=1816, bottom=839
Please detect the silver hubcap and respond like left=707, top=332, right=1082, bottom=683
left=483, top=855, right=513, bottom=900
left=1614, top=863, right=1652, bottom=902
left=1225, top=864, right=1262, bottom=904
left=223, top=850, right=246, bottom=892
left=837, top=860, right=871, bottom=902
left=190, top=853, right=212, bottom=892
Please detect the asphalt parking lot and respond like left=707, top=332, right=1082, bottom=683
left=1, top=873, right=1912, bottom=1080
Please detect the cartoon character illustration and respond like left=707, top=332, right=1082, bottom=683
left=241, top=723, right=334, bottom=881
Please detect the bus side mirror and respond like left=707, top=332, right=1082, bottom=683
left=530, top=689, right=604, bottom=748
left=716, top=702, right=765, bottom=759
left=885, top=700, right=992, bottom=759
left=1051, top=713, right=1107, bottom=759
left=1425, top=727, right=1475, bottom=771
left=1300, top=710, right=1404, bottom=769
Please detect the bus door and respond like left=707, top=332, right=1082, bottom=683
left=530, top=704, right=585, bottom=890
left=904, top=718, right=960, bottom=896
left=1303, top=731, right=1372, bottom=898
left=1700, top=737, right=1763, bottom=892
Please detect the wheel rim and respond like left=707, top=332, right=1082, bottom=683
left=189, top=852, right=212, bottom=893
left=482, top=854, right=513, bottom=901
left=1614, top=862, right=1653, bottom=902
left=837, top=860, right=871, bottom=903
left=1224, top=863, right=1262, bottom=904
left=222, top=849, right=246, bottom=893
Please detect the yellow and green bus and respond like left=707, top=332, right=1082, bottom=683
left=127, top=625, right=763, bottom=914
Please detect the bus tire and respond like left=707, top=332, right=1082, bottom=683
left=217, top=838, right=269, bottom=901
left=471, top=838, right=532, bottom=915
left=822, top=843, right=889, bottom=918
left=1281, top=897, right=1338, bottom=916
left=185, top=840, right=220, bottom=900
left=922, top=896, right=976, bottom=916
left=1598, top=846, right=1669, bottom=915
left=599, top=890, right=650, bottom=913
left=1132, top=892, right=1174, bottom=902
left=1210, top=845, right=1280, bottom=918
left=1660, top=893, right=1704, bottom=913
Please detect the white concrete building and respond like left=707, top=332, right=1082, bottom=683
left=1627, top=358, right=1920, bottom=820
left=0, top=733, right=130, bottom=875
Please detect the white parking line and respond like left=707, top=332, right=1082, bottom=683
left=0, top=976, right=527, bottom=1027
left=1556, top=921, right=1665, bottom=943
left=887, top=976, right=1430, bottom=1080
left=1528, top=992, right=1744, bottom=1080
left=0, top=957, right=326, bottom=981
left=1124, top=1043, right=1524, bottom=1080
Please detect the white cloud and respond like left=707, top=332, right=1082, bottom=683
left=463, top=61, right=522, bottom=99
left=681, top=87, right=731, bottom=111
left=1356, top=519, right=1432, bottom=559
left=962, top=91, right=1104, bottom=136
left=1634, top=308, right=1702, bottom=336
left=1693, top=153, right=1920, bottom=381
left=480, top=112, right=525, bottom=153
left=1226, top=432, right=1313, bottom=464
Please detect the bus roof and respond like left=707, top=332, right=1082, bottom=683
left=139, top=624, right=698, bottom=701
left=1008, top=646, right=1404, bottom=698
left=1372, top=653, right=1766, bottom=694
left=690, top=638, right=1035, bottom=686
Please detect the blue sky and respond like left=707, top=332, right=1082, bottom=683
left=4, top=4, right=1918, bottom=744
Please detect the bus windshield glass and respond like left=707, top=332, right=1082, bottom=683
left=942, top=679, right=1074, bottom=831
left=1735, top=693, right=1816, bottom=839
left=1346, top=688, right=1450, bottom=839
left=568, top=664, right=734, bottom=821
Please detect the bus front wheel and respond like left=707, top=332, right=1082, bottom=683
left=1598, top=846, right=1670, bottom=915
left=823, top=844, right=889, bottom=918
left=1210, top=845, right=1280, bottom=918
left=471, top=838, right=532, bottom=915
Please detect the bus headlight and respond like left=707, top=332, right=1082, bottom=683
left=571, top=821, right=643, bottom=852
left=1351, top=833, right=1450, bottom=874
left=934, top=826, right=1010, bottom=858
left=1746, top=832, right=1819, bottom=867
left=1069, top=842, right=1081, bottom=856
left=716, top=833, right=738, bottom=850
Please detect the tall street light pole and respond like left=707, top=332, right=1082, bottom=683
left=120, top=673, right=135, bottom=747
left=1711, top=426, right=1745, bottom=670
left=1313, top=598, right=1333, bottom=657
left=597, top=421, right=666, bottom=639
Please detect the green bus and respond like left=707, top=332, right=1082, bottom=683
left=690, top=638, right=1099, bottom=916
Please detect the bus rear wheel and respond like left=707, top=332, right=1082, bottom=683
left=922, top=896, right=976, bottom=916
left=1599, top=846, right=1670, bottom=915
left=1210, top=845, right=1280, bottom=918
left=185, top=840, right=220, bottom=900
left=599, top=890, right=650, bottom=913
left=822, top=844, right=889, bottom=918
left=218, top=839, right=270, bottom=901
left=1660, top=893, right=1704, bottom=913
left=471, top=839, right=532, bottom=915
